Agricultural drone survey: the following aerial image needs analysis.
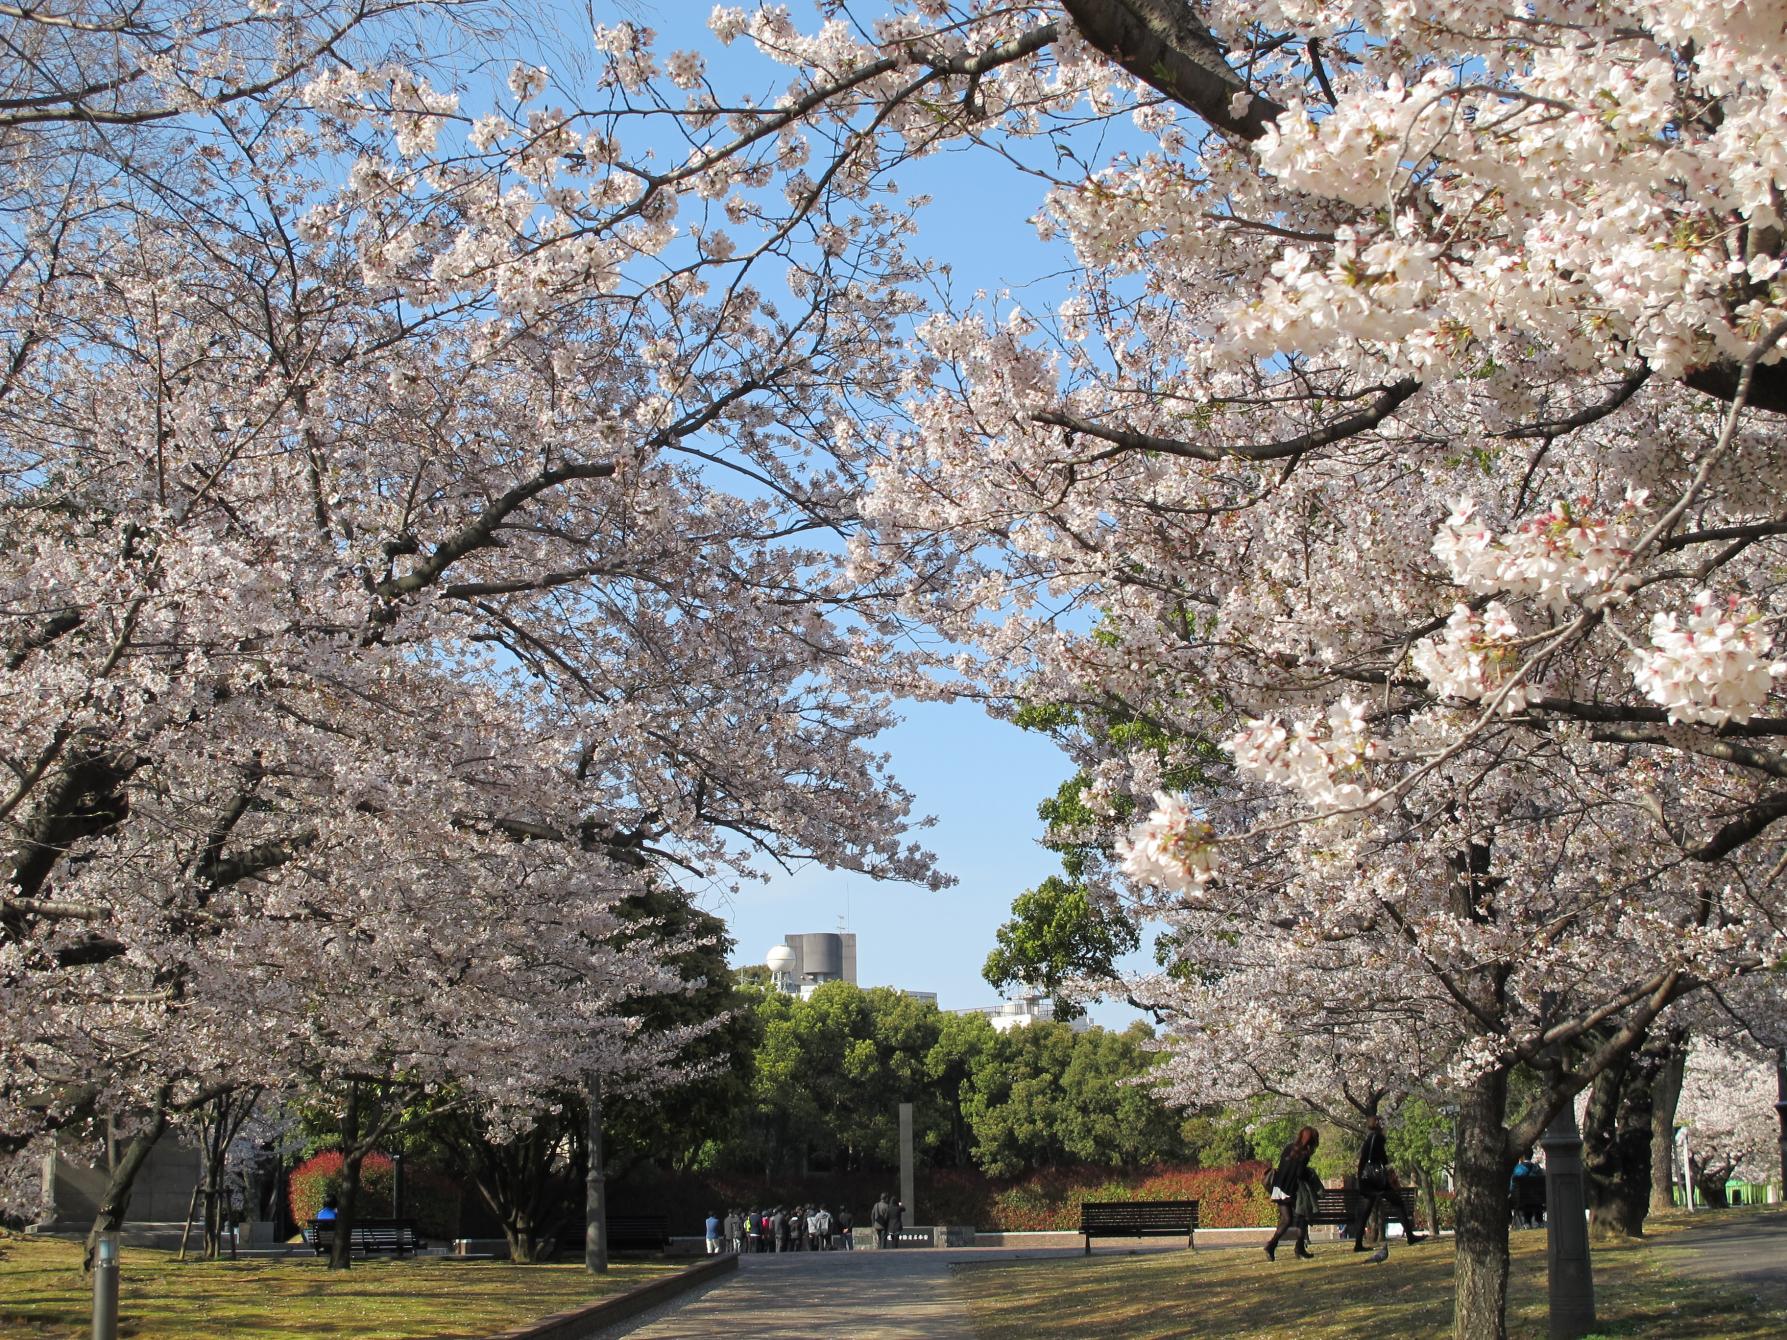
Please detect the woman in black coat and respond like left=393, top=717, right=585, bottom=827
left=1264, top=1126, right=1323, bottom=1260
left=1348, top=1114, right=1425, bottom=1255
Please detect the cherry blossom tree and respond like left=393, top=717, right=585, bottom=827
left=548, top=5, right=1787, bottom=1336
left=1677, top=1038, right=1781, bottom=1205
left=1, top=0, right=952, bottom=1264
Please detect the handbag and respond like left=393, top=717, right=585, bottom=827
left=1294, top=1182, right=1318, bottom=1220
left=1360, top=1162, right=1390, bottom=1191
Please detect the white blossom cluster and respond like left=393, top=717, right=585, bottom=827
left=1432, top=495, right=1646, bottom=611
left=1116, top=791, right=1217, bottom=897
left=1226, top=697, right=1384, bottom=814
left=1411, top=603, right=1531, bottom=711
left=1629, top=592, right=1787, bottom=726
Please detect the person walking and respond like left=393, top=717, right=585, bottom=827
left=1264, top=1126, right=1324, bottom=1261
left=1348, top=1114, right=1425, bottom=1261
left=704, top=1211, right=722, bottom=1255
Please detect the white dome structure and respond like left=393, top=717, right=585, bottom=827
left=765, top=944, right=796, bottom=974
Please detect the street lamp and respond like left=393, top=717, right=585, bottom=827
left=91, top=1231, right=120, bottom=1340
left=1538, top=989, right=1594, bottom=1340
left=1774, top=1048, right=1787, bottom=1205
left=1541, top=1097, right=1596, bottom=1339
left=1676, top=1125, right=1695, bottom=1211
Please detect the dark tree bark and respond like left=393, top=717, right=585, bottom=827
left=328, top=1083, right=365, bottom=1272
left=1583, top=1046, right=1647, bottom=1240
left=82, top=1086, right=170, bottom=1275
left=1649, top=1030, right=1688, bottom=1213
left=443, top=1106, right=581, bottom=1264
left=1452, top=1066, right=1515, bottom=1340
left=1586, top=1025, right=1684, bottom=1238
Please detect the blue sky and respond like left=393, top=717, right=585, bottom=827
left=699, top=697, right=1077, bottom=1010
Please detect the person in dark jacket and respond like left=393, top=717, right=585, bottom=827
left=772, top=1206, right=789, bottom=1252
left=888, top=1194, right=905, bottom=1246
left=871, top=1194, right=889, bottom=1247
left=1264, top=1126, right=1323, bottom=1261
left=838, top=1206, right=855, bottom=1250
left=1348, top=1114, right=1426, bottom=1260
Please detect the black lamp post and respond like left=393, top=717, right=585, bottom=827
left=1539, top=990, right=1595, bottom=1340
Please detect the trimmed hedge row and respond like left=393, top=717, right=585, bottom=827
left=609, top=1161, right=1282, bottom=1232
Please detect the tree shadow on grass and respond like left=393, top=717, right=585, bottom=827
left=956, top=1231, right=1787, bottom=1340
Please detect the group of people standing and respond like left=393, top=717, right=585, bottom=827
left=1263, top=1117, right=1426, bottom=1264
left=708, top=1204, right=852, bottom=1253
left=702, top=1194, right=909, bottom=1254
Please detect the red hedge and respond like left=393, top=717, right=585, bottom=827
left=288, top=1150, right=462, bottom=1240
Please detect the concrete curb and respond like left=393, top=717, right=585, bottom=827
left=482, top=1253, right=739, bottom=1340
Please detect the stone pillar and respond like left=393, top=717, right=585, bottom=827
left=1542, top=1101, right=1596, bottom=1340
left=899, top=1101, right=915, bottom=1228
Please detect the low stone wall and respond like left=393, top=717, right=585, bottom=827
left=482, top=1253, right=737, bottom=1340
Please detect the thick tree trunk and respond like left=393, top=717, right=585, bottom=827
left=83, top=1088, right=170, bottom=1275
left=1452, top=1067, right=1515, bottom=1340
left=329, top=1084, right=363, bottom=1272
left=1584, top=1044, right=1654, bottom=1240
left=503, top=1209, right=547, bottom=1264
left=1649, top=1031, right=1687, bottom=1213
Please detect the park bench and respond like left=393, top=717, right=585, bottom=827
left=304, top=1217, right=423, bottom=1257
left=1310, top=1188, right=1416, bottom=1237
left=606, top=1214, right=671, bottom=1251
left=1079, top=1199, right=1199, bottom=1255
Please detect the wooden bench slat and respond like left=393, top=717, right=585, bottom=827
left=304, top=1218, right=423, bottom=1256
left=1308, top=1189, right=1414, bottom=1229
left=1078, top=1199, right=1199, bottom=1255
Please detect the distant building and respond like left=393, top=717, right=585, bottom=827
left=956, top=988, right=1089, bottom=1033
left=761, top=932, right=944, bottom=1002
left=782, top=931, right=857, bottom=988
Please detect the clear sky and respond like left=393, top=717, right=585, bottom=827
left=699, top=697, right=1077, bottom=1011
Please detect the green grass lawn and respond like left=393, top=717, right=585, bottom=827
left=954, top=1210, right=1787, bottom=1340
left=0, top=1234, right=678, bottom=1339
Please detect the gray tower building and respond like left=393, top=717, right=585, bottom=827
left=782, top=931, right=857, bottom=988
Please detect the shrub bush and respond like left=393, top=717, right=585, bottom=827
left=287, top=1150, right=462, bottom=1240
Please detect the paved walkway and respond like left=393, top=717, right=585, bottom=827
left=1655, top=1209, right=1787, bottom=1309
left=587, top=1242, right=1187, bottom=1340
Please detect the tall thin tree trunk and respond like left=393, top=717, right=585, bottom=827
left=1649, top=1030, right=1687, bottom=1213
left=176, top=1179, right=200, bottom=1262
left=584, top=1072, right=607, bottom=1273
left=83, top=1089, right=172, bottom=1274
left=1452, top=1066, right=1514, bottom=1340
